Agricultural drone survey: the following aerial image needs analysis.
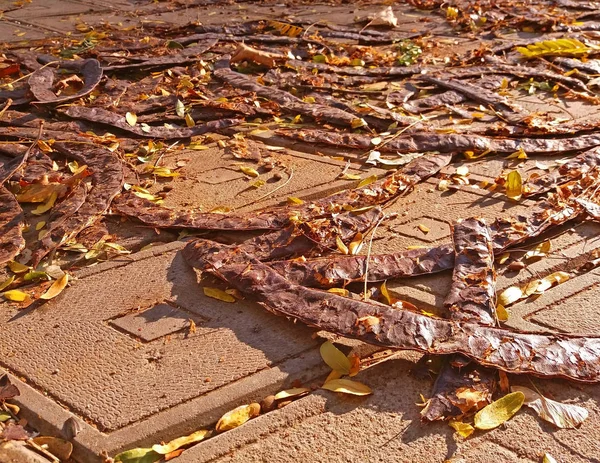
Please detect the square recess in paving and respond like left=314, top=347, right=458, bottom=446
left=0, top=243, right=329, bottom=461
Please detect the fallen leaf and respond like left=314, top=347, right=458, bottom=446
left=8, top=261, right=29, bottom=274
left=114, top=447, right=161, bottom=463
left=348, top=232, right=363, bottom=255
left=506, top=170, right=522, bottom=201
left=320, top=341, right=351, bottom=375
left=287, top=196, right=304, bottom=205
left=380, top=281, right=392, bottom=305
left=231, top=43, right=282, bottom=68
left=31, top=191, right=58, bottom=215
left=0, top=276, right=15, bottom=292
left=357, top=175, right=377, bottom=188
left=532, top=271, right=570, bottom=294
left=215, top=403, right=261, bottom=432
left=327, top=287, right=349, bottom=297
left=497, top=286, right=523, bottom=306
left=543, top=453, right=558, bottom=463
left=449, top=420, right=474, bottom=438
left=165, top=449, right=185, bottom=461
left=511, top=386, right=588, bottom=429
left=16, top=183, right=67, bottom=203
left=348, top=354, right=360, bottom=377
left=239, top=166, right=259, bottom=177
left=455, top=165, right=469, bottom=176
left=524, top=240, right=551, bottom=261
left=274, top=388, right=310, bottom=400
left=184, top=113, right=195, bottom=127
left=474, top=391, right=525, bottom=430
left=40, top=274, right=69, bottom=300
left=32, top=437, right=73, bottom=461
left=366, top=6, right=398, bottom=27
left=2, top=290, right=29, bottom=302
left=516, top=38, right=592, bottom=58
left=418, top=224, right=430, bottom=234
left=496, top=304, right=509, bottom=321
left=152, top=429, right=209, bottom=454
left=175, top=100, right=185, bottom=118
left=341, top=172, right=361, bottom=180
left=351, top=118, right=367, bottom=129
left=203, top=287, right=236, bottom=303
left=125, top=112, right=137, bottom=126
left=336, top=235, right=349, bottom=254
left=321, top=378, right=372, bottom=396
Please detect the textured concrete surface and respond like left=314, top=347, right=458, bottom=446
left=1, top=1, right=600, bottom=462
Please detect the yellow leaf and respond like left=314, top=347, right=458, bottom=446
left=506, top=170, right=522, bottom=201
left=239, top=166, right=259, bottom=177
left=348, top=232, right=363, bottom=255
left=215, top=403, right=260, bottom=432
left=497, top=252, right=510, bottom=264
left=517, top=38, right=591, bottom=58
left=446, top=6, right=459, bottom=19
left=511, top=386, right=588, bottom=429
left=188, top=143, right=210, bottom=150
left=287, top=196, right=304, bottom=205
left=8, top=261, right=29, bottom=274
left=496, top=304, right=509, bottom=322
left=321, top=378, right=372, bottom=396
left=0, top=276, right=15, bottom=292
left=31, top=191, right=58, bottom=215
left=2, top=290, right=29, bottom=302
left=474, top=391, right=525, bottom=430
left=532, top=271, right=570, bottom=295
left=524, top=240, right=551, bottom=261
left=324, top=369, right=343, bottom=383
left=507, top=147, right=527, bottom=160
left=543, top=453, right=558, bottom=463
left=336, top=235, right=349, bottom=255
left=455, top=165, right=469, bottom=176
left=497, top=286, right=523, bottom=306
left=341, top=173, right=361, bottom=180
left=320, top=341, right=351, bottom=375
left=114, top=447, right=161, bottom=463
left=184, top=113, right=195, bottom=127
left=449, top=420, right=474, bottom=438
left=125, top=112, right=137, bottom=126
left=268, top=20, right=303, bottom=37
left=152, top=430, right=209, bottom=454
left=40, top=274, right=69, bottom=300
left=370, top=137, right=382, bottom=145
left=357, top=175, right=377, bottom=188
left=203, top=287, right=236, bottom=303
left=351, top=118, right=367, bottom=129
left=16, top=183, right=66, bottom=204
left=463, top=150, right=488, bottom=160
left=274, top=388, right=310, bottom=400
left=380, top=281, right=392, bottom=305
left=327, top=287, right=349, bottom=297
left=36, top=221, right=46, bottom=231
left=418, top=224, right=430, bottom=234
